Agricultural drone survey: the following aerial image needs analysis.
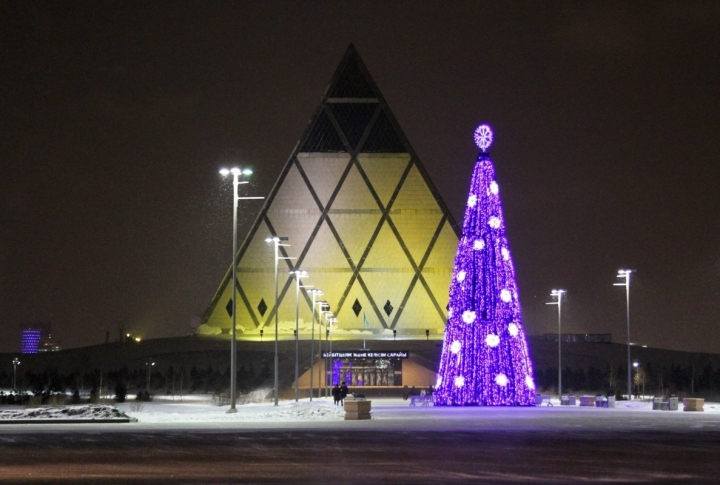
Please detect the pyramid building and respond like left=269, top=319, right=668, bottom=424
left=201, top=45, right=459, bottom=341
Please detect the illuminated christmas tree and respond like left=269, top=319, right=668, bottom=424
left=434, top=125, right=535, bottom=406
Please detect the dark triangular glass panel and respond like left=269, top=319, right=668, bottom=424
left=362, top=109, right=407, bottom=153
left=225, top=299, right=233, bottom=317
left=329, top=56, right=376, bottom=98
left=329, top=103, right=377, bottom=150
left=300, top=110, right=346, bottom=152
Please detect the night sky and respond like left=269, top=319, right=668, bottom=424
left=2, top=2, right=719, bottom=354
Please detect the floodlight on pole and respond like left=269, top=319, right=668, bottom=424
left=265, top=236, right=294, bottom=406
left=219, top=166, right=263, bottom=413
left=308, top=289, right=323, bottom=401
left=614, top=269, right=635, bottom=400
left=546, top=289, right=566, bottom=399
left=290, top=270, right=310, bottom=402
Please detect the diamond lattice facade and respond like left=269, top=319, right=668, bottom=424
left=201, top=45, right=459, bottom=340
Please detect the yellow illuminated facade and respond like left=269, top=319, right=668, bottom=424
left=201, top=46, right=459, bottom=341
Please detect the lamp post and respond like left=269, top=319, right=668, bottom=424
left=220, top=167, right=263, bottom=413
left=265, top=236, right=294, bottom=406
left=546, top=289, right=566, bottom=398
left=308, top=289, right=323, bottom=401
left=614, top=269, right=635, bottom=400
left=326, top=316, right=337, bottom=397
left=146, top=360, right=155, bottom=393
left=290, top=270, right=311, bottom=402
left=319, top=308, right=333, bottom=398
left=12, top=358, right=20, bottom=392
left=633, top=361, right=640, bottom=399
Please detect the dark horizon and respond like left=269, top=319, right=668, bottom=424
left=1, top=2, right=719, bottom=354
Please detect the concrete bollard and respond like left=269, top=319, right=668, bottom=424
left=683, top=398, right=704, bottom=412
left=344, top=398, right=372, bottom=420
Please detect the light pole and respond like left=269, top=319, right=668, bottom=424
left=326, top=316, right=337, bottom=397
left=633, top=361, right=640, bottom=399
left=265, top=236, right=294, bottom=406
left=146, top=360, right=155, bottom=393
left=290, top=270, right=311, bottom=402
left=308, top=289, right=323, bottom=401
left=12, top=358, right=20, bottom=392
left=220, top=167, right=263, bottom=413
left=546, top=289, right=566, bottom=398
left=614, top=269, right=635, bottom=400
left=319, top=308, right=333, bottom=398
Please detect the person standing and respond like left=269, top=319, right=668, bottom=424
left=332, top=384, right=340, bottom=406
left=339, top=381, right=348, bottom=405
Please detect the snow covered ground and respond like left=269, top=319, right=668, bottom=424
left=117, top=397, right=346, bottom=423
left=1, top=395, right=719, bottom=423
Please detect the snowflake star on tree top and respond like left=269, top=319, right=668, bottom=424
left=473, top=124, right=493, bottom=152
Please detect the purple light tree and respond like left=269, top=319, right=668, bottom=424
left=434, top=125, right=535, bottom=406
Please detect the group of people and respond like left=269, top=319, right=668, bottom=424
left=331, top=382, right=348, bottom=406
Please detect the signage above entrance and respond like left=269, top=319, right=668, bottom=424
left=322, top=351, right=409, bottom=359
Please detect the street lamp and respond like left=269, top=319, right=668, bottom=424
left=319, top=308, right=333, bottom=398
left=326, top=316, right=337, bottom=397
left=220, top=167, right=263, bottom=413
left=633, top=361, right=640, bottom=399
left=614, top=269, right=635, bottom=400
left=546, top=289, right=566, bottom=399
left=308, top=289, right=323, bottom=401
left=12, top=358, right=20, bottom=392
left=265, top=236, right=295, bottom=406
left=145, top=360, right=155, bottom=393
left=290, top=270, right=311, bottom=402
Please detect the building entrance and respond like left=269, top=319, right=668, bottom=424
left=322, top=350, right=409, bottom=387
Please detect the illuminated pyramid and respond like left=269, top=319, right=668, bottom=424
left=200, top=45, right=459, bottom=339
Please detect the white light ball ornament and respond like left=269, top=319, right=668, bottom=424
left=489, top=181, right=499, bottom=195
left=508, top=323, right=519, bottom=337
left=488, top=217, right=501, bottom=229
left=462, top=310, right=477, bottom=324
left=485, top=334, right=500, bottom=348
left=500, top=289, right=512, bottom=302
left=473, top=239, right=485, bottom=251
left=495, top=374, right=508, bottom=387
left=474, top=124, right=493, bottom=152
left=450, top=340, right=462, bottom=354
left=468, top=194, right=477, bottom=207
left=454, top=376, right=465, bottom=388
left=525, top=376, right=535, bottom=390
left=456, top=271, right=466, bottom=282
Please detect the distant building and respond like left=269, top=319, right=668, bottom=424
left=21, top=329, right=42, bottom=354
left=21, top=323, right=61, bottom=353
left=543, top=334, right=612, bottom=343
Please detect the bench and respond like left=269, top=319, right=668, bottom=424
left=595, top=396, right=615, bottom=408
left=409, top=395, right=433, bottom=406
left=653, top=396, right=678, bottom=411
left=535, top=394, right=553, bottom=406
